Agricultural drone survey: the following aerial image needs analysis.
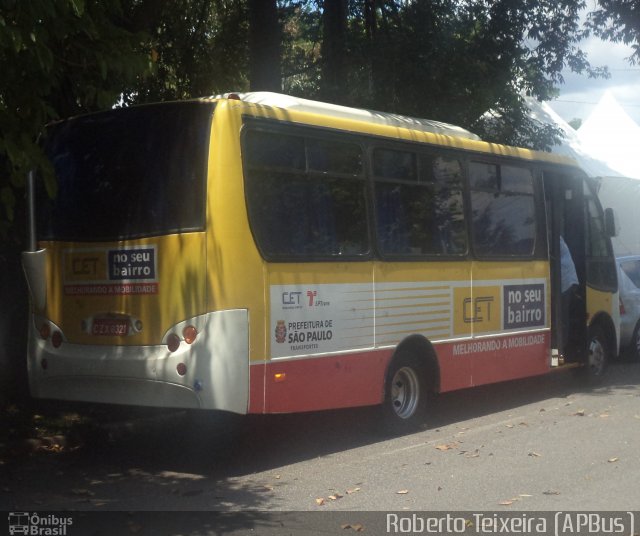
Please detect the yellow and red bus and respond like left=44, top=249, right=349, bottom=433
left=22, top=92, right=619, bottom=431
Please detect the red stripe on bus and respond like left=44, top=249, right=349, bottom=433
left=248, top=331, right=550, bottom=414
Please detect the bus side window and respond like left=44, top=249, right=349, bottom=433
left=372, top=148, right=467, bottom=257
left=469, top=162, right=536, bottom=258
left=243, top=129, right=369, bottom=259
left=584, top=185, right=617, bottom=291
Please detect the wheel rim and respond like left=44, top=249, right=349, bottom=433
left=588, top=336, right=606, bottom=376
left=390, top=366, right=420, bottom=419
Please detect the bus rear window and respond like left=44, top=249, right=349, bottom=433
left=37, top=102, right=213, bottom=241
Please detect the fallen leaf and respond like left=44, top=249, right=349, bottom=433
left=396, top=489, right=409, bottom=495
left=346, top=487, right=361, bottom=494
left=505, top=424, right=514, bottom=428
left=435, top=442, right=457, bottom=451
left=528, top=451, right=542, bottom=457
left=127, top=522, right=143, bottom=534
left=608, top=457, right=619, bottom=463
left=316, top=498, right=325, bottom=506
left=499, top=500, right=514, bottom=506
left=519, top=494, right=533, bottom=497
left=341, top=523, right=365, bottom=532
left=328, top=492, right=343, bottom=500
left=573, top=409, right=585, bottom=416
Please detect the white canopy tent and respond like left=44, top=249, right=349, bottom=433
left=526, top=95, right=640, bottom=256
left=577, top=91, right=640, bottom=181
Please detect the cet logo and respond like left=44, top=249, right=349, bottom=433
left=71, top=257, right=99, bottom=277
left=463, top=296, right=494, bottom=323
left=64, top=251, right=107, bottom=282
left=453, top=286, right=501, bottom=335
left=275, top=320, right=287, bottom=343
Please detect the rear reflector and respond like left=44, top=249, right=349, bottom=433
left=167, top=333, right=181, bottom=353
left=39, top=324, right=50, bottom=340
left=51, top=331, right=63, bottom=348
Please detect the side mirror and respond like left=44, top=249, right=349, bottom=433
left=604, top=207, right=619, bottom=238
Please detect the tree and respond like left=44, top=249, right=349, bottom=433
left=320, top=0, right=348, bottom=103
left=0, top=0, right=152, bottom=241
left=1, top=0, right=633, bottom=238
left=276, top=1, right=610, bottom=150
left=588, top=0, right=640, bottom=63
left=248, top=0, right=281, bottom=91
left=122, top=0, right=249, bottom=104
left=569, top=118, right=582, bottom=130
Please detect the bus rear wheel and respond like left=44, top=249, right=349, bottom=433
left=382, top=354, right=428, bottom=434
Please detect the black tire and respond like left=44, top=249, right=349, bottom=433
left=629, top=321, right=640, bottom=361
left=381, top=354, right=428, bottom=434
left=584, top=324, right=610, bottom=381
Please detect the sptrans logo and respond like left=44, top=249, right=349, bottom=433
left=8, top=512, right=73, bottom=535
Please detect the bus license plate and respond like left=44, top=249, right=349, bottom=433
left=92, top=318, right=129, bottom=336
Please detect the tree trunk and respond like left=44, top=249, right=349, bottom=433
left=248, top=0, right=281, bottom=92
left=321, top=0, right=348, bottom=103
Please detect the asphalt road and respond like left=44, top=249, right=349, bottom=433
left=2, top=359, right=640, bottom=533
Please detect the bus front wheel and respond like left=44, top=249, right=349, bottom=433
left=629, top=321, right=640, bottom=360
left=381, top=354, right=428, bottom=434
left=585, top=324, right=610, bottom=379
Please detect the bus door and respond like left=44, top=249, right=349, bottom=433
left=544, top=171, right=587, bottom=363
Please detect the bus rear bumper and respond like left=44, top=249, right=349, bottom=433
left=27, top=309, right=249, bottom=413
left=31, top=374, right=201, bottom=409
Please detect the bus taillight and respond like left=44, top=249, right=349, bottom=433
left=183, top=325, right=198, bottom=344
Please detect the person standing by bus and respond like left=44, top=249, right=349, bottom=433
left=560, top=235, right=579, bottom=354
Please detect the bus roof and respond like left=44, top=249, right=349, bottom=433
left=215, top=91, right=481, bottom=140
left=210, top=91, right=580, bottom=169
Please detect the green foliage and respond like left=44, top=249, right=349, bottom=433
left=0, top=0, right=151, bottom=241
left=1, top=0, right=636, bottom=237
left=568, top=117, right=583, bottom=130
left=282, top=0, right=607, bottom=151
left=587, top=0, right=640, bottom=64
left=121, top=0, right=249, bottom=104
